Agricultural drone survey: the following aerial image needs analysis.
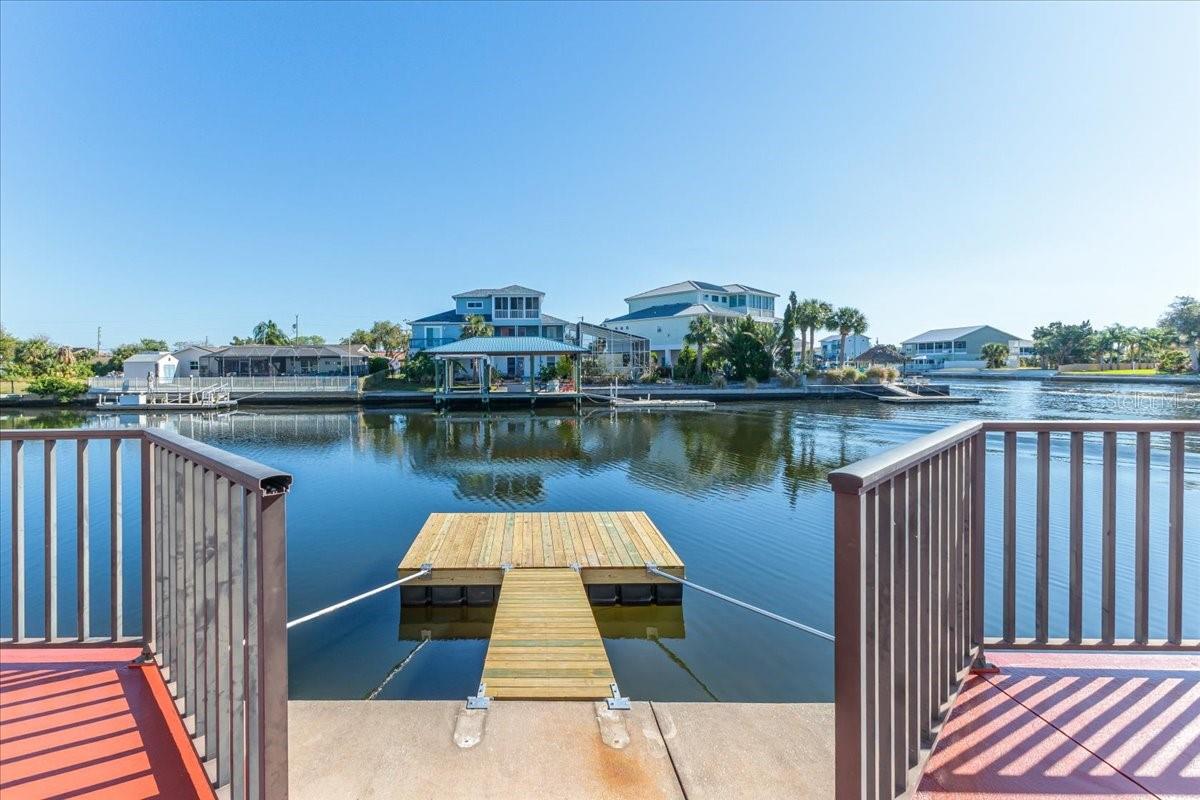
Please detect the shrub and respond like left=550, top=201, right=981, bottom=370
left=710, top=372, right=728, bottom=389
left=555, top=356, right=574, bottom=380
left=640, top=373, right=659, bottom=384
left=776, top=370, right=797, bottom=388
left=885, top=367, right=899, bottom=382
left=744, top=376, right=758, bottom=390
left=28, top=375, right=87, bottom=401
left=367, top=356, right=390, bottom=375
left=538, top=363, right=559, bottom=382
left=1158, top=349, right=1190, bottom=374
left=864, top=365, right=889, bottom=383
left=826, top=366, right=864, bottom=385
left=402, top=352, right=435, bottom=385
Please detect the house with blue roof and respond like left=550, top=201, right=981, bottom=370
left=602, top=281, right=779, bottom=367
left=409, top=285, right=571, bottom=378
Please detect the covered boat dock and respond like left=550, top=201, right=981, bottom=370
left=424, top=335, right=588, bottom=409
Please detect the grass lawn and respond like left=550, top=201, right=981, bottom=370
left=1065, top=369, right=1160, bottom=376
left=361, top=375, right=434, bottom=392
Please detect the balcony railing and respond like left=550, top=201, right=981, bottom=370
left=1, top=427, right=291, bottom=799
left=828, top=419, right=1197, bottom=800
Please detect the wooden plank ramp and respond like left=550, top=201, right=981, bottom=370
left=482, top=568, right=615, bottom=700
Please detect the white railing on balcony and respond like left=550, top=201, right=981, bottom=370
left=89, top=375, right=359, bottom=393
left=828, top=419, right=1198, bottom=800
left=2, top=428, right=291, bottom=799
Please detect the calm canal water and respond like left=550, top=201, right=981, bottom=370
left=3, top=379, right=1198, bottom=702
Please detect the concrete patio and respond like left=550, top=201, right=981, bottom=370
left=288, top=700, right=835, bottom=800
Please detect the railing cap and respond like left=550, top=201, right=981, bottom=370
left=828, top=420, right=982, bottom=493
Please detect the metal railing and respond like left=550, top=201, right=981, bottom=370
left=89, top=375, right=359, bottom=392
left=2, top=427, right=291, bottom=799
left=827, top=419, right=1198, bottom=800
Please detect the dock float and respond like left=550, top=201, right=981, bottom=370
left=398, top=511, right=685, bottom=606
left=481, top=568, right=615, bottom=699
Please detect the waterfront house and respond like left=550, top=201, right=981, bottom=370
left=603, top=281, right=779, bottom=367
left=171, top=343, right=221, bottom=377
left=820, top=333, right=872, bottom=363
left=121, top=351, right=178, bottom=383
left=409, top=285, right=571, bottom=378
left=196, top=344, right=371, bottom=377
left=901, top=324, right=1024, bottom=369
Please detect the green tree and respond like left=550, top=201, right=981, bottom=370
left=366, top=320, right=410, bottom=352
left=1031, top=321, right=1096, bottom=367
left=980, top=342, right=1009, bottom=369
left=291, top=334, right=326, bottom=345
left=777, top=292, right=798, bottom=368
left=684, top=316, right=718, bottom=380
left=251, top=320, right=290, bottom=345
left=460, top=315, right=494, bottom=339
left=827, top=307, right=868, bottom=366
left=1159, top=295, right=1200, bottom=371
left=715, top=317, right=772, bottom=381
left=15, top=336, right=56, bottom=376
left=795, top=298, right=832, bottom=366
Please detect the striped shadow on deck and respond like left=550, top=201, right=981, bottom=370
left=482, top=568, right=615, bottom=700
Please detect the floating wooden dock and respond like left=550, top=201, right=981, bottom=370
left=481, top=568, right=615, bottom=699
left=398, top=511, right=685, bottom=592
left=399, top=512, right=686, bottom=701
left=876, top=395, right=980, bottom=404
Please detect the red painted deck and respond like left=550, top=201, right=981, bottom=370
left=916, top=651, right=1200, bottom=800
left=0, top=647, right=215, bottom=800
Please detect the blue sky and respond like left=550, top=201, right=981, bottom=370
left=1, top=1, right=1196, bottom=347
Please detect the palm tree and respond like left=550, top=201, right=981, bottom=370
left=684, top=316, right=717, bottom=379
left=252, top=320, right=290, bottom=345
left=795, top=299, right=832, bottom=366
left=460, top=315, right=494, bottom=339
left=827, top=306, right=868, bottom=365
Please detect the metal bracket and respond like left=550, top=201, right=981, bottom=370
left=606, top=682, right=631, bottom=711
left=466, top=682, right=491, bottom=709
left=500, top=562, right=513, bottom=573
left=569, top=562, right=582, bottom=573
left=969, top=659, right=1000, bottom=676
left=419, top=563, right=433, bottom=579
left=128, top=645, right=156, bottom=669
left=644, top=561, right=658, bottom=575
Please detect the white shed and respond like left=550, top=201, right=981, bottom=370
left=122, top=352, right=178, bottom=384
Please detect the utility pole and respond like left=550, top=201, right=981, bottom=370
left=96, top=326, right=102, bottom=354
left=293, top=314, right=299, bottom=341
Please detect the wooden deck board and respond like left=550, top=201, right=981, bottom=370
left=482, top=569, right=615, bottom=700
left=398, top=512, right=684, bottom=584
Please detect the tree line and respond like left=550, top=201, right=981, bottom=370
left=1027, top=296, right=1199, bottom=373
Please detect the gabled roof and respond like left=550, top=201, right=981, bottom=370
left=625, top=280, right=779, bottom=301
left=424, top=336, right=586, bottom=356
left=124, top=352, right=174, bottom=363
left=820, top=332, right=870, bottom=344
left=902, top=325, right=1018, bottom=345
left=452, top=284, right=544, bottom=298
left=721, top=283, right=779, bottom=297
left=603, top=302, right=741, bottom=324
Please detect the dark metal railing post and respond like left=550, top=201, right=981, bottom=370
left=969, top=431, right=986, bottom=666
left=258, top=489, right=289, bottom=799
left=141, top=437, right=156, bottom=647
left=833, top=487, right=864, bottom=800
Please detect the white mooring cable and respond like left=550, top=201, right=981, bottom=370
left=286, top=566, right=431, bottom=629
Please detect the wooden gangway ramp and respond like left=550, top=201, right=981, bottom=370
left=482, top=568, right=615, bottom=700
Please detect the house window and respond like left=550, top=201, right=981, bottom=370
left=494, top=297, right=509, bottom=318
left=955, top=341, right=967, bottom=351
left=466, top=300, right=483, bottom=310
left=189, top=361, right=199, bottom=371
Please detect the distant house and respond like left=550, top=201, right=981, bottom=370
left=819, top=333, right=872, bottom=363
left=603, top=281, right=779, bottom=367
left=901, top=325, right=1024, bottom=369
left=196, top=344, right=371, bottom=377
left=122, top=352, right=178, bottom=383
left=172, top=344, right=220, bottom=377
left=852, top=344, right=908, bottom=366
left=409, top=285, right=571, bottom=378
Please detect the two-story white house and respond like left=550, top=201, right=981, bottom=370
left=819, top=333, right=873, bottom=364
left=602, top=281, right=780, bottom=367
left=901, top=325, right=1025, bottom=370
left=409, top=285, right=571, bottom=378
